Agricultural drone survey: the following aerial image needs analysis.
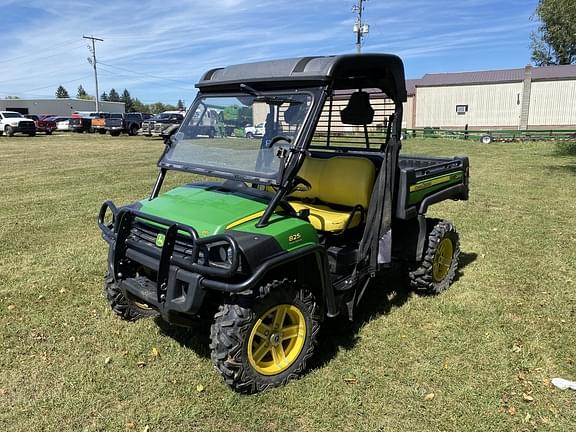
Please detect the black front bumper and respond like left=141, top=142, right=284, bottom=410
left=99, top=202, right=241, bottom=323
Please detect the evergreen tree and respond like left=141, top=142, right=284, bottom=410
left=121, top=89, right=134, bottom=112
left=108, top=88, right=120, bottom=102
left=77, top=85, right=88, bottom=98
left=56, top=86, right=70, bottom=98
left=177, top=99, right=185, bottom=111
left=100, top=92, right=109, bottom=101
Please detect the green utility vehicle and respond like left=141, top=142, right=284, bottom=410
left=98, top=54, right=469, bottom=393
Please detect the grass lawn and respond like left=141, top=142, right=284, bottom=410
left=1, top=133, right=575, bottom=431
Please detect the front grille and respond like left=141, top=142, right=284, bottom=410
left=18, top=121, right=35, bottom=130
left=129, top=221, right=194, bottom=257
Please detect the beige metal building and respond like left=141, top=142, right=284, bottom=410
left=0, top=98, right=125, bottom=116
left=413, top=64, right=576, bottom=130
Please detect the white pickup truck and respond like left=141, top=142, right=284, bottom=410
left=244, top=122, right=265, bottom=138
left=0, top=111, right=36, bottom=136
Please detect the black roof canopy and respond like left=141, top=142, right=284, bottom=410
left=197, top=54, right=407, bottom=102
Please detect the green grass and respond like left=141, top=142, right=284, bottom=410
left=1, top=133, right=576, bottom=431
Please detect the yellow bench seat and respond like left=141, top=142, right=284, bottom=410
left=290, top=202, right=363, bottom=232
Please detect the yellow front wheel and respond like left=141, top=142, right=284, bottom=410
left=248, top=304, right=307, bottom=376
left=210, top=280, right=321, bottom=394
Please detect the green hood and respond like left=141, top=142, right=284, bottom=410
left=139, top=185, right=268, bottom=237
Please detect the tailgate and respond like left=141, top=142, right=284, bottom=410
left=396, top=155, right=469, bottom=219
left=92, top=118, right=106, bottom=127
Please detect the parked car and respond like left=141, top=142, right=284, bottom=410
left=0, top=111, right=36, bottom=136
left=140, top=112, right=184, bottom=137
left=69, top=112, right=107, bottom=133
left=105, top=112, right=152, bottom=136
left=25, top=114, right=56, bottom=135
left=44, top=116, right=72, bottom=132
left=244, top=122, right=265, bottom=138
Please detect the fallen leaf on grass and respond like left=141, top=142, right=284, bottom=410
left=0, top=388, right=8, bottom=396
left=512, top=344, right=522, bottom=353
left=126, top=421, right=135, bottom=429
left=7, top=305, right=16, bottom=311
left=59, top=288, right=66, bottom=294
left=343, top=378, right=357, bottom=384
left=196, top=384, right=204, bottom=392
left=151, top=347, right=160, bottom=358
left=142, top=426, right=150, bottom=432
left=522, top=393, right=534, bottom=402
left=524, top=412, right=532, bottom=423
left=137, top=361, right=146, bottom=368
left=104, top=357, right=112, bottom=365
left=507, top=406, right=517, bottom=416
left=424, top=392, right=435, bottom=401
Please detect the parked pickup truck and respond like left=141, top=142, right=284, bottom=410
left=70, top=112, right=98, bottom=133
left=244, top=122, right=265, bottom=138
left=0, top=111, right=36, bottom=136
left=98, top=53, right=470, bottom=394
left=92, top=113, right=122, bottom=134
left=105, top=112, right=152, bottom=136
left=25, top=115, right=56, bottom=135
left=140, top=112, right=184, bottom=137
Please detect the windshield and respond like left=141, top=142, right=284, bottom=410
left=161, top=91, right=314, bottom=182
left=3, top=112, right=23, bottom=118
left=151, top=113, right=171, bottom=120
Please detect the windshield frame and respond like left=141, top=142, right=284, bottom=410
left=158, top=87, right=322, bottom=185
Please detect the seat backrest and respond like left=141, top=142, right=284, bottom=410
left=340, top=91, right=374, bottom=125
left=292, top=156, right=376, bottom=208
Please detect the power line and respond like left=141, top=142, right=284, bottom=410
left=97, top=65, right=195, bottom=92
left=0, top=38, right=82, bottom=64
left=83, top=35, right=103, bottom=112
left=98, top=61, right=193, bottom=85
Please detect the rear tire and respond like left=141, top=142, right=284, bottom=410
left=409, top=219, right=460, bottom=295
left=210, top=280, right=320, bottom=394
left=104, top=271, right=158, bottom=321
left=246, top=132, right=254, bottom=139
left=480, top=134, right=493, bottom=144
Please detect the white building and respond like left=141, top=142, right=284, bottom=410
left=412, top=64, right=576, bottom=130
left=0, top=98, right=125, bottom=116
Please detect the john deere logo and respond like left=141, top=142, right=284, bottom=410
left=155, top=233, right=166, bottom=247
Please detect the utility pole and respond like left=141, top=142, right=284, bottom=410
left=352, top=0, right=369, bottom=53
left=83, top=35, right=103, bottom=112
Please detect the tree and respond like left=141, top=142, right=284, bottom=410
left=55, top=86, right=70, bottom=98
left=100, top=92, right=109, bottom=101
left=131, top=98, right=148, bottom=114
left=4, top=96, right=20, bottom=99
left=121, top=89, right=134, bottom=112
left=531, top=0, right=576, bottom=65
left=77, top=85, right=88, bottom=98
left=177, top=99, right=185, bottom=111
left=108, top=88, right=120, bottom=102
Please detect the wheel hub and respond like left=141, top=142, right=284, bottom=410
left=247, top=304, right=307, bottom=376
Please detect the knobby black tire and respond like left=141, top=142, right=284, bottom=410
left=209, top=280, right=321, bottom=394
left=104, top=271, right=158, bottom=321
left=409, top=219, right=460, bottom=295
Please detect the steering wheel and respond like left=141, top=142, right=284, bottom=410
left=268, top=135, right=292, bottom=148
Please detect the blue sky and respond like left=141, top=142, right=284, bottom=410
left=0, top=0, right=539, bottom=105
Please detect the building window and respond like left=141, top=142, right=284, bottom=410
left=456, top=105, right=468, bottom=115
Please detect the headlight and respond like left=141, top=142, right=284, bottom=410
left=204, top=243, right=234, bottom=269
left=10, top=121, right=19, bottom=126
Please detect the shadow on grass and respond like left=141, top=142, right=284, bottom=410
left=155, top=250, right=478, bottom=369
left=546, top=164, right=576, bottom=175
